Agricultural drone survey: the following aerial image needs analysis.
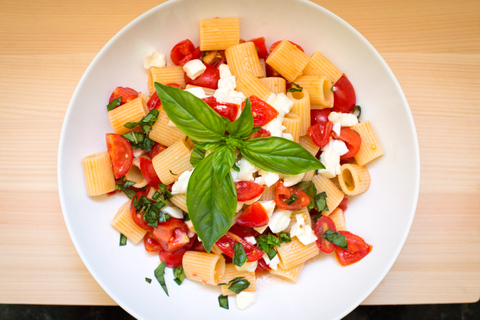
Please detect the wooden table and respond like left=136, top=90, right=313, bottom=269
left=0, top=0, right=479, bottom=307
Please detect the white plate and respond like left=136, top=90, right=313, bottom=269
left=58, top=0, right=420, bottom=319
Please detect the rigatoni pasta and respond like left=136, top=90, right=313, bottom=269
left=82, top=151, right=116, bottom=196
left=108, top=97, right=148, bottom=135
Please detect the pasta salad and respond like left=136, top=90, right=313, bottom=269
left=82, top=17, right=384, bottom=310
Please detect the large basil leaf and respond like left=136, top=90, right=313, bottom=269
left=212, top=145, right=236, bottom=184
left=154, top=82, right=226, bottom=142
left=187, top=153, right=237, bottom=252
left=226, top=98, right=253, bottom=139
left=190, top=146, right=206, bottom=167
left=240, top=137, right=325, bottom=175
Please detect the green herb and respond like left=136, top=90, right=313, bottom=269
left=352, top=105, right=362, bottom=121
left=218, top=277, right=245, bottom=286
left=152, top=191, right=162, bottom=202
left=284, top=194, right=299, bottom=205
left=256, top=234, right=281, bottom=260
left=121, top=132, right=155, bottom=152
left=296, top=181, right=318, bottom=210
left=233, top=243, right=247, bottom=267
left=145, top=277, right=152, bottom=283
left=312, top=212, right=322, bottom=223
left=218, top=294, right=229, bottom=309
left=154, top=261, right=168, bottom=296
left=228, top=279, right=250, bottom=294
left=212, top=145, right=236, bottom=184
left=183, top=213, right=190, bottom=221
left=314, top=192, right=329, bottom=212
left=354, top=129, right=360, bottom=136
left=345, top=181, right=350, bottom=187
left=279, top=232, right=292, bottom=244
left=169, top=170, right=177, bottom=176
left=115, top=179, right=137, bottom=199
left=132, top=195, right=169, bottom=228
left=286, top=82, right=303, bottom=93
left=232, top=163, right=240, bottom=172
left=124, top=109, right=159, bottom=133
left=119, top=233, right=127, bottom=246
left=192, top=140, right=222, bottom=151
left=158, top=183, right=173, bottom=200
left=323, top=230, right=348, bottom=249
left=225, top=99, right=253, bottom=139
left=190, top=146, right=206, bottom=167
left=173, top=267, right=185, bottom=285
left=106, top=97, right=122, bottom=111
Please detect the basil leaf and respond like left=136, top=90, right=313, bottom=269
left=190, top=146, right=206, bottom=167
left=187, top=153, right=237, bottom=252
left=192, top=140, right=223, bottom=151
left=284, top=194, right=299, bottom=205
left=119, top=233, right=127, bottom=246
left=256, top=234, right=280, bottom=260
left=145, top=277, right=152, bottom=283
left=250, top=126, right=262, bottom=136
left=312, top=212, right=321, bottom=223
left=323, top=230, right=348, bottom=249
left=279, top=232, right=292, bottom=244
left=218, top=295, right=229, bottom=309
left=121, top=132, right=155, bottom=152
left=226, top=98, right=253, bottom=139
left=295, top=181, right=317, bottom=199
left=154, top=261, right=169, bottom=296
left=352, top=105, right=362, bottom=121
left=287, top=82, right=303, bottom=93
left=228, top=279, right=250, bottom=294
left=315, top=191, right=329, bottom=212
left=115, top=179, right=138, bottom=199
left=107, top=97, right=122, bottom=111
left=159, top=183, right=173, bottom=200
left=155, top=82, right=226, bottom=142
left=233, top=243, right=247, bottom=267
left=240, top=137, right=325, bottom=175
left=134, top=195, right=169, bottom=228
left=218, top=277, right=245, bottom=286
left=173, top=267, right=185, bottom=285
left=212, top=145, right=236, bottom=184
left=124, top=109, right=159, bottom=133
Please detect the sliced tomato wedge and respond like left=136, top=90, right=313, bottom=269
left=146, top=142, right=167, bottom=159
left=130, top=191, right=154, bottom=231
left=332, top=74, right=356, bottom=113
left=311, top=108, right=332, bottom=126
left=334, top=231, right=372, bottom=266
left=144, top=231, right=162, bottom=253
left=170, top=39, right=197, bottom=66
left=274, top=180, right=310, bottom=210
left=139, top=157, right=161, bottom=188
left=256, top=258, right=271, bottom=274
left=152, top=218, right=190, bottom=252
left=235, top=181, right=265, bottom=201
left=249, top=37, right=269, bottom=59
left=314, top=216, right=337, bottom=253
left=106, top=133, right=133, bottom=179
left=216, top=231, right=264, bottom=262
left=228, top=224, right=259, bottom=239
left=269, top=40, right=305, bottom=53
left=109, top=87, right=138, bottom=106
left=202, top=96, right=239, bottom=122
left=237, top=202, right=269, bottom=227
left=159, top=236, right=195, bottom=268
left=332, top=127, right=362, bottom=159
left=242, top=96, right=279, bottom=127
left=249, top=128, right=271, bottom=139
left=307, top=121, right=333, bottom=148
left=184, top=63, right=220, bottom=89
left=266, top=63, right=283, bottom=78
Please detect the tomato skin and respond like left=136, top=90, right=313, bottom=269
left=250, top=37, right=269, bottom=59
left=314, top=216, right=337, bottom=253
left=249, top=128, right=271, bottom=139
left=130, top=192, right=154, bottom=231
left=170, top=39, right=196, bottom=66
left=152, top=218, right=191, bottom=252
left=332, top=74, right=356, bottom=113
left=139, top=157, right=161, bottom=188
left=184, top=63, right=220, bottom=89
left=159, top=237, right=195, bottom=268
left=202, top=96, right=239, bottom=122
left=228, top=224, right=259, bottom=239
left=146, top=83, right=183, bottom=111
left=106, top=133, right=133, bottom=179
left=269, top=40, right=305, bottom=53
left=274, top=180, right=310, bottom=210
left=235, top=181, right=266, bottom=202
left=307, top=121, right=333, bottom=148
left=216, top=231, right=264, bottom=262
left=242, top=96, right=279, bottom=127
left=109, top=87, right=138, bottom=106
left=144, top=231, right=162, bottom=253
left=190, top=236, right=207, bottom=253
left=256, top=258, right=271, bottom=274
left=338, top=197, right=349, bottom=212
left=332, top=127, right=362, bottom=159
left=266, top=63, right=283, bottom=78
left=334, top=231, right=372, bottom=266
left=146, top=143, right=166, bottom=159
left=311, top=108, right=332, bottom=126
left=237, top=202, right=269, bottom=227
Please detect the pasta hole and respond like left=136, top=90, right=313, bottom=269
left=342, top=169, right=355, bottom=191
left=291, top=91, right=304, bottom=100
left=323, top=80, right=333, bottom=101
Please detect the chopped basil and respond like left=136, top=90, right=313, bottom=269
left=158, top=184, right=173, bottom=200
left=152, top=191, right=162, bottom=202
left=312, top=212, right=322, bottom=224
left=106, top=97, right=122, bottom=111
left=232, top=163, right=240, bottom=172
left=279, top=232, right=292, bottom=244
left=173, top=267, right=185, bottom=285
left=287, top=82, right=303, bottom=93
left=133, top=195, right=169, bottom=228
left=115, top=179, right=137, bottom=199
left=218, top=294, right=229, bottom=309
left=121, top=132, right=155, bottom=152
left=323, top=230, right=348, bottom=249
left=169, top=170, right=177, bottom=176
left=183, top=212, right=190, bottom=222
left=284, top=194, right=299, bottom=205
left=154, top=261, right=169, bottom=296
left=295, top=181, right=318, bottom=210
left=124, top=109, right=159, bottom=133
left=228, top=279, right=250, bottom=294
left=218, top=277, right=245, bottom=286
left=352, top=105, right=362, bottom=121
left=119, top=233, right=127, bottom=246
left=256, top=234, right=281, bottom=260
left=315, top=192, right=329, bottom=212
left=145, top=277, right=152, bottom=284
left=233, top=243, right=247, bottom=267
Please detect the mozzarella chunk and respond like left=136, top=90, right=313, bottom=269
left=318, top=139, right=349, bottom=178
left=219, top=63, right=232, bottom=78
left=143, top=49, right=166, bottom=69
left=254, top=176, right=266, bottom=186
left=217, top=75, right=236, bottom=89
left=281, top=173, right=305, bottom=187
left=236, top=201, right=244, bottom=213
left=257, top=169, right=280, bottom=187
left=184, top=87, right=207, bottom=99
left=262, top=252, right=280, bottom=270
left=235, top=260, right=258, bottom=272
left=167, top=120, right=177, bottom=128
left=183, top=59, right=206, bottom=80
left=230, top=168, right=239, bottom=181
left=244, top=236, right=257, bottom=245
left=272, top=92, right=294, bottom=117
left=132, top=149, right=144, bottom=158
left=236, top=158, right=257, bottom=181
left=161, top=203, right=184, bottom=219
left=253, top=200, right=276, bottom=233
left=290, top=214, right=317, bottom=245
left=328, top=111, right=359, bottom=135
left=244, top=194, right=262, bottom=205
left=265, top=92, right=277, bottom=105
left=171, top=169, right=193, bottom=194
left=282, top=133, right=294, bottom=141
left=236, top=292, right=257, bottom=310
left=213, top=86, right=246, bottom=105
left=268, top=208, right=292, bottom=233
left=262, top=117, right=285, bottom=137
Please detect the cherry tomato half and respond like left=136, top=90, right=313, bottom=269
left=269, top=40, right=305, bottom=53
left=332, top=74, right=356, bottom=113
left=235, top=181, right=266, bottom=202
left=266, top=63, right=282, bottom=78
left=314, top=216, right=337, bottom=253
left=146, top=142, right=167, bottom=159
left=338, top=197, right=349, bottom=212
left=242, top=96, right=279, bottom=127
left=311, top=108, right=332, bottom=126
left=334, top=231, right=372, bottom=266
left=256, top=258, right=271, bottom=274
left=249, top=128, right=271, bottom=139
left=152, top=218, right=191, bottom=252
left=250, top=37, right=269, bottom=59
left=184, top=63, right=220, bottom=89
left=106, top=133, right=133, bottom=179
left=274, top=180, right=310, bottom=210
left=139, top=157, right=161, bottom=188
left=170, top=39, right=197, bottom=66
left=109, top=87, right=138, bottom=106
left=332, top=127, right=362, bottom=159
left=159, top=237, right=195, bottom=268
left=144, top=231, right=162, bottom=253
left=237, top=202, right=269, bottom=228
left=130, top=191, right=154, bottom=231
left=216, top=231, right=264, bottom=262
left=307, top=121, right=333, bottom=148
left=202, top=96, right=239, bottom=122
left=228, top=224, right=259, bottom=239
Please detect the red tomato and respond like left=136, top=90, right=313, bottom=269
left=266, top=63, right=283, bottom=78
left=235, top=181, right=266, bottom=201
left=216, top=231, right=264, bottom=262
left=152, top=218, right=190, bottom=252
left=249, top=128, right=271, bottom=139
left=190, top=236, right=207, bottom=253
left=106, top=133, right=133, bottom=179
left=274, top=180, right=310, bottom=210
left=256, top=258, right=271, bottom=274
left=338, top=197, right=349, bottom=212
left=159, top=237, right=195, bottom=268
left=144, top=231, right=162, bottom=253
left=146, top=142, right=167, bottom=159
left=170, top=39, right=197, bottom=66
left=332, top=127, right=362, bottom=159
left=242, top=96, right=279, bottom=127
left=139, top=157, right=161, bottom=188
left=228, top=224, right=259, bottom=239
left=314, top=216, right=337, bottom=253
left=311, top=108, right=332, bottom=126
left=146, top=83, right=183, bottom=111
left=184, top=63, right=220, bottom=89
left=250, top=37, right=269, bottom=59
left=269, top=40, right=305, bottom=53
left=109, top=87, right=138, bottom=106
left=332, top=74, right=356, bottom=113
left=202, top=96, right=239, bottom=122
left=307, top=121, right=333, bottom=148
left=334, top=231, right=372, bottom=266
left=130, top=192, right=154, bottom=231
left=237, top=202, right=269, bottom=227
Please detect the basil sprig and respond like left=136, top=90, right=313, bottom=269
left=323, top=230, right=348, bottom=249
left=155, top=82, right=325, bottom=252
left=121, top=132, right=155, bottom=152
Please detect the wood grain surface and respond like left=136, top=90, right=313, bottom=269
left=0, top=0, right=479, bottom=307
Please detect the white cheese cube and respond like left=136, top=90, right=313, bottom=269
left=281, top=173, right=305, bottom=187
left=219, top=63, right=232, bottom=78
left=272, top=92, right=293, bottom=117
left=214, top=87, right=246, bottom=105
left=328, top=111, right=359, bottom=135
left=171, top=169, right=193, bottom=194
left=318, top=139, right=349, bottom=178
left=217, top=75, right=236, bottom=90
left=234, top=261, right=257, bottom=272
left=143, top=50, right=166, bottom=69
left=183, top=59, right=206, bottom=80
left=244, top=236, right=257, bottom=245
left=236, top=158, right=257, bottom=181
left=268, top=209, right=292, bottom=233
left=236, top=292, right=257, bottom=310
left=282, top=133, right=294, bottom=141
left=184, top=87, right=207, bottom=99
left=262, top=117, right=285, bottom=137
left=290, top=214, right=317, bottom=245
left=161, top=203, right=184, bottom=219
left=262, top=252, right=280, bottom=270
left=265, top=93, right=277, bottom=105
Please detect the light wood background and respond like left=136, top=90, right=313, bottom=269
left=0, top=0, right=479, bottom=307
